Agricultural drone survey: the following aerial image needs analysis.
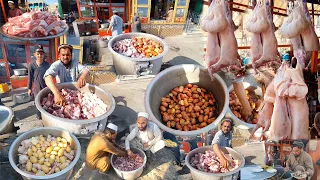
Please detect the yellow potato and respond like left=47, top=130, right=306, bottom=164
left=44, top=162, right=51, bottom=167
left=50, top=140, right=57, bottom=147
left=36, top=170, right=45, bottom=176
left=63, top=143, right=67, bottom=148
left=39, top=136, right=45, bottom=142
left=33, top=152, right=38, bottom=158
left=41, top=147, right=46, bottom=152
left=45, top=153, right=50, bottom=159
left=55, top=156, right=60, bottom=163
left=58, top=142, right=64, bottom=148
left=45, top=142, right=50, bottom=147
left=58, top=148, right=65, bottom=157
left=27, top=148, right=33, bottom=157
left=53, top=146, right=60, bottom=152
left=26, top=161, right=32, bottom=172
left=51, top=151, right=57, bottom=155
left=61, top=138, right=68, bottom=144
left=54, top=167, right=61, bottom=173
left=66, top=146, right=72, bottom=153
left=59, top=156, right=66, bottom=164
left=56, top=137, right=62, bottom=142
left=32, top=167, right=38, bottom=173
left=59, top=163, right=67, bottom=170
left=49, top=157, right=55, bottom=164
left=38, top=152, right=44, bottom=159
left=30, top=156, right=37, bottom=164
left=31, top=146, right=37, bottom=152
left=46, top=147, right=53, bottom=154
left=36, top=143, right=41, bottom=148
left=38, top=157, right=45, bottom=165
left=41, top=165, right=50, bottom=174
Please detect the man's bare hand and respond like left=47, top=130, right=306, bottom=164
left=284, top=167, right=289, bottom=172
left=127, top=149, right=135, bottom=158
left=220, top=156, right=229, bottom=169
left=143, top=143, right=149, bottom=149
left=28, top=89, right=32, bottom=96
left=77, top=76, right=86, bottom=88
left=54, top=93, right=65, bottom=107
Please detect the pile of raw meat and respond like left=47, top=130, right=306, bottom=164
left=113, top=153, right=144, bottom=171
left=2, top=11, right=67, bottom=38
left=41, top=88, right=107, bottom=120
left=190, top=150, right=239, bottom=173
left=112, top=37, right=164, bottom=58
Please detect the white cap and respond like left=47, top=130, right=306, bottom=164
left=107, top=123, right=118, bottom=131
left=138, top=112, right=149, bottom=119
left=8, top=1, right=14, bottom=4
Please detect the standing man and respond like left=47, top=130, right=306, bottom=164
left=44, top=44, right=90, bottom=106
left=211, top=119, right=234, bottom=169
left=166, top=7, right=174, bottom=22
left=125, top=112, right=165, bottom=157
left=8, top=1, right=23, bottom=18
left=108, top=10, right=124, bottom=37
left=28, top=45, right=50, bottom=119
left=132, top=13, right=141, bottom=33
left=285, top=141, right=314, bottom=179
left=86, top=123, right=127, bottom=173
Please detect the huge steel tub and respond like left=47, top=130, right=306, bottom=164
left=111, top=147, right=147, bottom=180
left=9, top=127, right=81, bottom=180
left=226, top=82, right=262, bottom=129
left=145, top=64, right=229, bottom=136
left=35, top=82, right=116, bottom=135
left=185, top=146, right=245, bottom=180
left=108, top=33, right=169, bottom=75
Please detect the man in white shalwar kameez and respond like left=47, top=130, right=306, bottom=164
left=125, top=112, right=165, bottom=156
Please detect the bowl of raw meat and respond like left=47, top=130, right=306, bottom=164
left=35, top=82, right=116, bottom=134
left=145, top=64, right=229, bottom=136
left=185, top=146, right=244, bottom=180
left=108, top=32, right=169, bottom=75
left=9, top=127, right=81, bottom=180
left=226, top=82, right=262, bottom=129
left=111, top=147, right=147, bottom=180
left=1, top=11, right=68, bottom=40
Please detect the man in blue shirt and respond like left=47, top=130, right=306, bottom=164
left=212, top=119, right=234, bottom=169
left=108, top=10, right=124, bottom=37
left=44, top=44, right=90, bottom=106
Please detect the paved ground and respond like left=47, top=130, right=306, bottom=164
left=0, top=34, right=266, bottom=180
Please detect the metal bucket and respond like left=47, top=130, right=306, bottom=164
left=108, top=33, right=169, bottom=75
left=0, top=106, right=14, bottom=134
left=185, top=146, right=245, bottom=180
left=144, top=64, right=229, bottom=136
left=225, top=82, right=262, bottom=129
left=13, top=69, right=27, bottom=76
left=35, top=82, right=116, bottom=135
left=111, top=148, right=147, bottom=180
left=9, top=127, right=81, bottom=180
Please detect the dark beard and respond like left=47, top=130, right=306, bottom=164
left=61, top=59, right=71, bottom=68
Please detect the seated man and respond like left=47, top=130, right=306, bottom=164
left=125, top=112, right=165, bottom=156
left=212, top=119, right=234, bottom=169
left=86, top=123, right=127, bottom=173
left=285, top=140, right=314, bottom=179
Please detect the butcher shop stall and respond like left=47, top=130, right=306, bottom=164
left=1, top=0, right=320, bottom=180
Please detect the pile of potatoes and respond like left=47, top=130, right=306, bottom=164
left=17, top=134, right=75, bottom=176
left=160, top=84, right=218, bottom=131
left=229, top=89, right=262, bottom=124
left=132, top=37, right=164, bottom=58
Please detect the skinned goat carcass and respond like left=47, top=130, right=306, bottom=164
left=209, top=1, right=242, bottom=74
left=276, top=59, right=309, bottom=140
left=280, top=0, right=308, bottom=39
left=252, top=3, right=280, bottom=69
left=300, top=0, right=320, bottom=51
left=205, top=32, right=221, bottom=68
left=246, top=1, right=269, bottom=33
left=269, top=63, right=291, bottom=141
left=200, top=0, right=228, bottom=33
left=250, top=33, right=263, bottom=65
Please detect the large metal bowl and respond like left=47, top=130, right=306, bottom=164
left=226, top=82, right=262, bottom=129
left=9, top=127, right=81, bottom=180
left=108, top=32, right=169, bottom=75
left=144, top=64, right=229, bottom=136
left=111, top=147, right=147, bottom=180
left=35, top=82, right=116, bottom=134
left=185, top=146, right=245, bottom=180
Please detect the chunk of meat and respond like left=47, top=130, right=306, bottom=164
left=246, top=1, right=269, bottom=33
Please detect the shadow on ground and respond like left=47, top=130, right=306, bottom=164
left=168, top=56, right=202, bottom=66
